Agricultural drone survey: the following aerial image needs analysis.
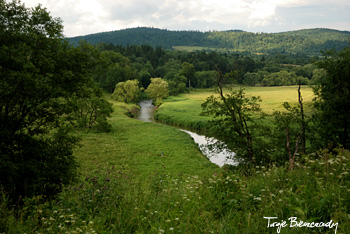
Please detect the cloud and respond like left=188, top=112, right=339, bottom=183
left=21, top=0, right=350, bottom=36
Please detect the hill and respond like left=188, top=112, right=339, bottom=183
left=68, top=27, right=350, bottom=55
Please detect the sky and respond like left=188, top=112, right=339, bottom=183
left=20, top=0, right=350, bottom=37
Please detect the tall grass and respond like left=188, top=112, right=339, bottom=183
left=2, top=147, right=349, bottom=233
left=1, top=92, right=349, bottom=233
left=155, top=86, right=315, bottom=132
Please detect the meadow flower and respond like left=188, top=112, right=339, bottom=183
left=166, top=219, right=171, bottom=222
left=169, top=227, right=174, bottom=231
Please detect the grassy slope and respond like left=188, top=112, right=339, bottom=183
left=74, top=101, right=220, bottom=179
left=155, top=86, right=315, bottom=131
left=2, top=90, right=350, bottom=234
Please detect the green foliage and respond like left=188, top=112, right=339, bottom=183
left=180, top=62, right=196, bottom=88
left=145, top=78, right=169, bottom=106
left=69, top=27, right=350, bottom=56
left=111, top=79, right=142, bottom=103
left=67, top=91, right=113, bottom=132
left=272, top=101, right=307, bottom=165
left=95, top=51, right=135, bottom=93
left=2, top=127, right=350, bottom=233
left=312, top=47, right=350, bottom=150
left=202, top=85, right=269, bottom=164
left=261, top=70, right=305, bottom=86
left=195, top=70, right=218, bottom=88
left=166, top=74, right=187, bottom=95
left=0, top=0, right=108, bottom=201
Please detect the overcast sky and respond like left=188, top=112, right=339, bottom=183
left=20, top=0, right=350, bottom=37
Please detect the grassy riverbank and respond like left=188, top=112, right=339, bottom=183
left=2, top=94, right=350, bottom=233
left=155, top=86, right=315, bottom=132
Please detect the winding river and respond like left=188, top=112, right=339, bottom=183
left=137, top=100, right=237, bottom=167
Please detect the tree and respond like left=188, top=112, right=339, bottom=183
left=0, top=1, right=105, bottom=201
left=180, top=62, right=196, bottom=90
left=145, top=78, right=169, bottom=106
left=111, top=79, right=141, bottom=103
left=195, top=70, right=218, bottom=88
left=167, top=74, right=187, bottom=96
left=201, top=71, right=269, bottom=164
left=243, top=72, right=261, bottom=86
left=312, top=48, right=350, bottom=150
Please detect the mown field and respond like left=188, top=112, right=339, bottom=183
left=2, top=89, right=350, bottom=234
left=155, top=86, right=315, bottom=132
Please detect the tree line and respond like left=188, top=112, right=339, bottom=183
left=69, top=27, right=350, bottom=56
left=92, top=42, right=326, bottom=99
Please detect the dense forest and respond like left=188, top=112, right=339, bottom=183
left=90, top=42, right=324, bottom=96
left=69, top=27, right=350, bottom=55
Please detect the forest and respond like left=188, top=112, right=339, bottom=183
left=1, top=1, right=350, bottom=233
left=69, top=27, right=350, bottom=55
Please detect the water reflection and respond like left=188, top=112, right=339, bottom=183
left=137, top=100, right=237, bottom=167
left=137, top=100, right=155, bottom=122
left=180, top=130, right=237, bottom=167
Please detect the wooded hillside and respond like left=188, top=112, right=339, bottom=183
left=69, top=27, right=350, bottom=55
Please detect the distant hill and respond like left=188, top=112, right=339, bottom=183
left=68, top=27, right=350, bottom=55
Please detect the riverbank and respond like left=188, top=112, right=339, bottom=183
left=155, top=86, right=315, bottom=132
left=2, top=96, right=350, bottom=233
left=137, top=100, right=237, bottom=167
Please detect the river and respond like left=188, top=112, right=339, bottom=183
left=137, top=100, right=237, bottom=167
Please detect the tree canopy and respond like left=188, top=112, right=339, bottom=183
left=313, top=47, right=350, bottom=150
left=145, top=78, right=169, bottom=106
left=0, top=0, right=111, bottom=201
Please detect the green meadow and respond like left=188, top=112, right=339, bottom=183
left=2, top=88, right=350, bottom=234
left=155, top=86, right=315, bottom=131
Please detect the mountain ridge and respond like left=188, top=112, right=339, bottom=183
left=69, top=27, right=350, bottom=55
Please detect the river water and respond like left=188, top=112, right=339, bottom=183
left=137, top=100, right=237, bottom=167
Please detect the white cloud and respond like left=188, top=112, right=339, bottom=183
left=20, top=0, right=350, bottom=36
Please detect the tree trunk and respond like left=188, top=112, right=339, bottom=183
left=298, top=79, right=306, bottom=154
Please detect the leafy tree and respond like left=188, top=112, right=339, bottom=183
left=96, top=51, right=134, bottom=92
left=195, top=70, right=218, bottom=88
left=201, top=71, right=269, bottom=164
left=272, top=83, right=307, bottom=169
left=145, top=78, right=169, bottom=106
left=180, top=62, right=196, bottom=89
left=243, top=72, right=261, bottom=86
left=312, top=48, right=350, bottom=150
left=111, top=79, right=141, bottom=103
left=310, top=68, right=326, bottom=84
left=0, top=0, right=105, bottom=201
left=66, top=87, right=113, bottom=132
left=166, top=74, right=187, bottom=95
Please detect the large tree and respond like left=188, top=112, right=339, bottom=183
left=111, top=79, right=141, bottom=103
left=145, top=78, right=169, bottom=106
left=0, top=0, right=106, bottom=200
left=312, top=47, right=350, bottom=150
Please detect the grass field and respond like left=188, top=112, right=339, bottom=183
left=74, top=101, right=220, bottom=179
left=2, top=89, right=350, bottom=233
left=155, top=86, right=315, bottom=131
